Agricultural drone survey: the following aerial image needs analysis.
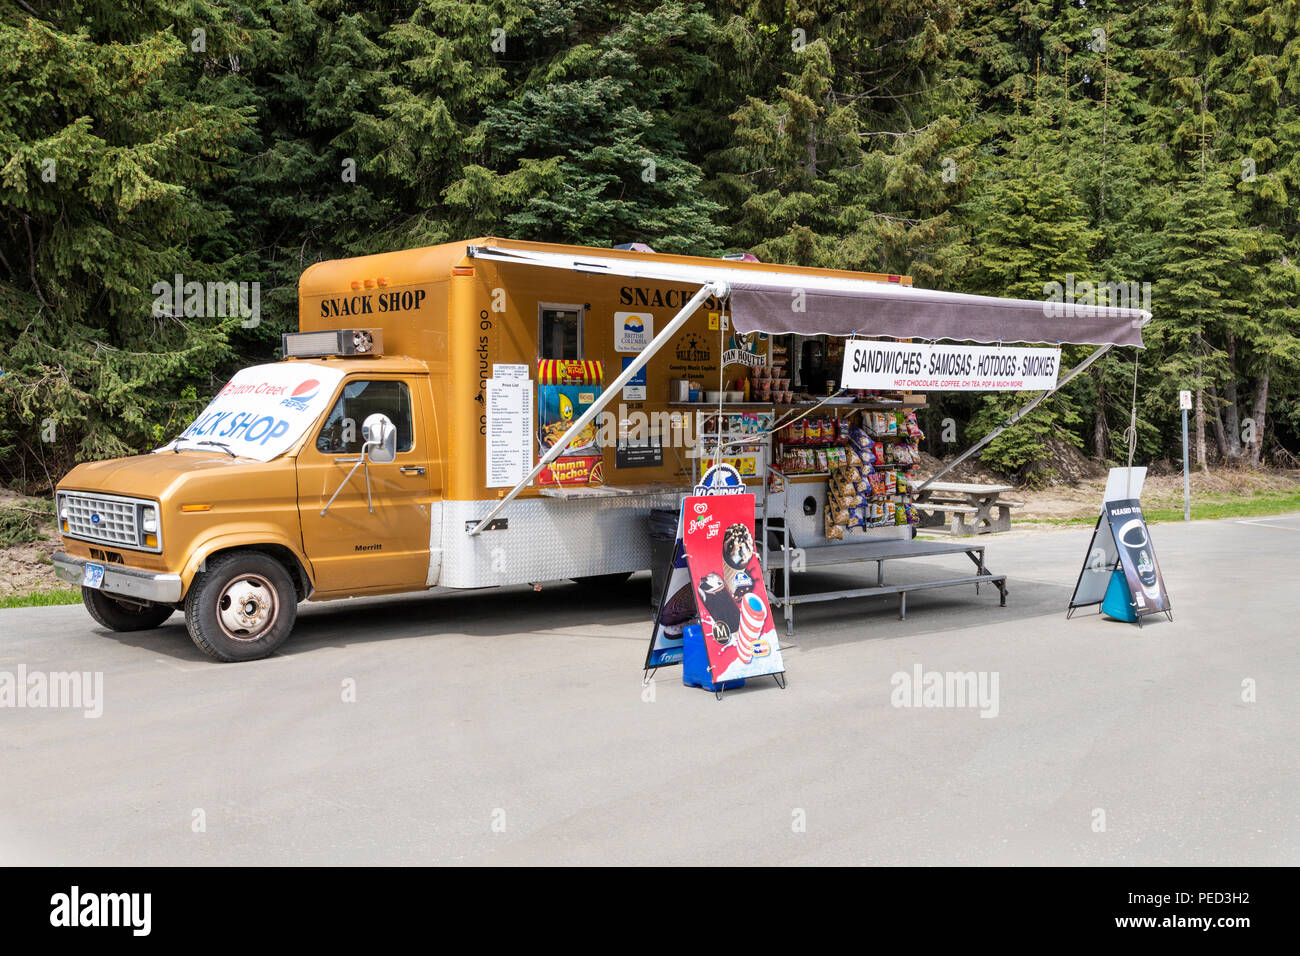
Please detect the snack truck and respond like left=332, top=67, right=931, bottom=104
left=52, top=238, right=1146, bottom=661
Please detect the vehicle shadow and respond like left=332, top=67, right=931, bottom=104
left=101, top=562, right=1134, bottom=664
left=105, top=574, right=662, bottom=662
left=765, top=563, right=1084, bottom=648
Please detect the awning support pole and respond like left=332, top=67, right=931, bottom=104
left=466, top=279, right=728, bottom=536
left=917, top=343, right=1115, bottom=491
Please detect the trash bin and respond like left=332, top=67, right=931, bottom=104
left=648, top=507, right=678, bottom=608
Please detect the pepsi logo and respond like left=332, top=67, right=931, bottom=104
left=280, top=378, right=322, bottom=411
left=290, top=379, right=319, bottom=400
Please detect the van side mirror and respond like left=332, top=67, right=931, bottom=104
left=363, top=413, right=397, bottom=464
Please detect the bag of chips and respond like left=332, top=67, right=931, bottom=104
left=905, top=410, right=924, bottom=439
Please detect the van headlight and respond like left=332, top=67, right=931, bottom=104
left=137, top=503, right=161, bottom=551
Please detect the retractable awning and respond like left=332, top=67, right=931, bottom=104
left=467, top=245, right=1148, bottom=347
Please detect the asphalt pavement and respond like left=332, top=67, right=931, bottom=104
left=2, top=514, right=1297, bottom=865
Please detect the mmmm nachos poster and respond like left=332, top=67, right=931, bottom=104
left=681, top=493, right=785, bottom=683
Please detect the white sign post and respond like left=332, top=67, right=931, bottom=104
left=1179, top=390, right=1192, bottom=521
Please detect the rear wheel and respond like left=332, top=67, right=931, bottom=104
left=82, top=588, right=174, bottom=631
left=184, top=551, right=297, bottom=662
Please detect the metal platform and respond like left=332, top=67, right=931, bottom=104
left=765, top=536, right=1007, bottom=634
left=536, top=481, right=692, bottom=500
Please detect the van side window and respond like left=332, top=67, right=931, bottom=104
left=539, top=305, right=583, bottom=359
left=316, top=380, right=414, bottom=454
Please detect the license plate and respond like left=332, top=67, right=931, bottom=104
left=82, top=563, right=106, bottom=589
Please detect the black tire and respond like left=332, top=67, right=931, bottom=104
left=183, top=551, right=297, bottom=662
left=570, top=572, right=634, bottom=587
left=82, top=588, right=174, bottom=632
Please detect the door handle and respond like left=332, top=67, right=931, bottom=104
left=400, top=465, right=426, bottom=476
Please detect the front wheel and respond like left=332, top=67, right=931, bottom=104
left=184, top=551, right=297, bottom=662
left=82, top=588, right=174, bottom=631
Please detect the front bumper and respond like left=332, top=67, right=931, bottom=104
left=52, top=551, right=183, bottom=605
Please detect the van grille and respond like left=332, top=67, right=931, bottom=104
left=60, top=493, right=140, bottom=547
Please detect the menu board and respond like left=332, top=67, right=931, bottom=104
left=486, top=378, right=532, bottom=487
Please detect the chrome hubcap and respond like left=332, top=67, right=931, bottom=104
left=217, top=575, right=276, bottom=641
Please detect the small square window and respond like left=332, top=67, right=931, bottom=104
left=539, top=306, right=583, bottom=360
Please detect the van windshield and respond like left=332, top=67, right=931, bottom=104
left=159, top=364, right=346, bottom=462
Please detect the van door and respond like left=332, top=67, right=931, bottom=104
left=297, top=376, right=433, bottom=593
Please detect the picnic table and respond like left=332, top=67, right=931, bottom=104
left=913, top=480, right=1023, bottom=536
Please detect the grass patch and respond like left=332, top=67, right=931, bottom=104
left=1019, top=488, right=1300, bottom=527
left=0, top=587, right=82, bottom=609
left=1142, top=488, right=1300, bottom=523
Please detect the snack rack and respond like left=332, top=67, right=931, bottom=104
left=772, top=406, right=925, bottom=538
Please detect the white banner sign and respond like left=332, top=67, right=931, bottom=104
left=168, top=363, right=345, bottom=461
left=841, top=341, right=1061, bottom=391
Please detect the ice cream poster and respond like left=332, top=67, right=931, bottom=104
left=680, top=493, right=785, bottom=682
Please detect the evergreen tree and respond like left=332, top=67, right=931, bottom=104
left=442, top=1, right=725, bottom=252
left=958, top=85, right=1101, bottom=481
left=0, top=4, right=248, bottom=485
left=705, top=0, right=971, bottom=278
